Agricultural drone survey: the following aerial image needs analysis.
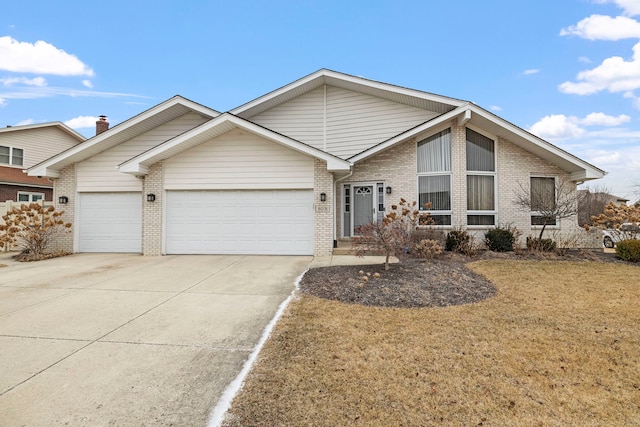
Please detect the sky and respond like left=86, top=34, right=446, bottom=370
left=1, top=0, right=639, bottom=200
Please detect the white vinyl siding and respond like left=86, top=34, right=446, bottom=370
left=250, top=85, right=438, bottom=159
left=165, top=190, right=314, bottom=255
left=77, top=113, right=208, bottom=192
left=78, top=192, right=142, bottom=252
left=250, top=86, right=325, bottom=151
left=164, top=129, right=314, bottom=190
left=0, top=127, right=80, bottom=167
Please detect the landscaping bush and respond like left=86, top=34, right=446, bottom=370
left=413, top=239, right=443, bottom=259
left=445, top=228, right=477, bottom=256
left=445, top=228, right=469, bottom=252
left=526, top=237, right=557, bottom=252
left=615, top=239, right=640, bottom=262
left=484, top=225, right=518, bottom=252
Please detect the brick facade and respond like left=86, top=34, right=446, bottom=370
left=336, top=121, right=589, bottom=248
left=142, top=161, right=164, bottom=256
left=0, top=184, right=52, bottom=202
left=314, top=159, right=334, bottom=256
left=52, top=164, right=76, bottom=252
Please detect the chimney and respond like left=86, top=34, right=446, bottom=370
left=96, top=115, right=109, bottom=135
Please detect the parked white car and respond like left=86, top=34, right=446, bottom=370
left=602, top=223, right=640, bottom=248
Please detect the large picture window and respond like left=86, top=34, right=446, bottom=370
left=417, top=129, right=452, bottom=225
left=466, top=128, right=496, bottom=226
left=530, top=176, right=557, bottom=226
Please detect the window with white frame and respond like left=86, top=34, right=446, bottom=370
left=0, top=146, right=24, bottom=166
left=17, top=192, right=44, bottom=203
left=466, top=128, right=496, bottom=226
left=417, top=128, right=452, bottom=225
left=530, top=176, right=557, bottom=226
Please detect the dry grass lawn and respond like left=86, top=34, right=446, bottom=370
left=222, top=260, right=640, bottom=426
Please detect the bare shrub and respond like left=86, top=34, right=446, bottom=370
left=353, top=199, right=434, bottom=270
left=413, top=239, right=443, bottom=260
left=0, top=203, right=71, bottom=258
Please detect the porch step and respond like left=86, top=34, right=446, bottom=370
left=332, top=240, right=385, bottom=256
left=333, top=239, right=356, bottom=256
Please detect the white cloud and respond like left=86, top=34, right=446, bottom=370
left=559, top=41, right=640, bottom=95
left=529, top=112, right=630, bottom=139
left=490, top=105, right=502, bottom=111
left=523, top=69, right=540, bottom=75
left=0, top=86, right=148, bottom=101
left=82, top=79, right=93, bottom=88
left=64, top=115, right=98, bottom=129
left=593, top=0, right=640, bottom=17
left=15, top=118, right=34, bottom=126
left=0, top=97, right=6, bottom=107
left=0, top=76, right=47, bottom=86
left=580, top=112, right=631, bottom=125
left=0, top=36, right=94, bottom=76
left=529, top=115, right=586, bottom=139
left=560, top=14, right=640, bottom=40
left=579, top=56, right=592, bottom=63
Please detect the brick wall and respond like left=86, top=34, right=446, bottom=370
left=335, top=121, right=591, bottom=248
left=314, top=159, right=334, bottom=256
left=52, top=164, right=76, bottom=252
left=142, top=161, right=164, bottom=256
left=0, top=185, right=53, bottom=202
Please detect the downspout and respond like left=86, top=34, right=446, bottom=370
left=333, top=166, right=354, bottom=247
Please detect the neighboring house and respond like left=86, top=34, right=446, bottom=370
left=28, top=69, right=606, bottom=256
left=1, top=122, right=85, bottom=203
left=577, top=190, right=629, bottom=226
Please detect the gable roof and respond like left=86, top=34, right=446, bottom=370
left=118, top=113, right=350, bottom=175
left=0, top=121, right=85, bottom=142
left=28, top=96, right=219, bottom=178
left=350, top=103, right=606, bottom=182
left=231, top=69, right=466, bottom=119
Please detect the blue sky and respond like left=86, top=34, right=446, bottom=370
left=1, top=0, right=639, bottom=200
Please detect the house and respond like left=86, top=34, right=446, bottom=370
left=577, top=189, right=629, bottom=226
left=28, top=69, right=605, bottom=256
left=1, top=122, right=85, bottom=203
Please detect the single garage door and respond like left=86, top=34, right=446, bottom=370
left=78, top=192, right=142, bottom=252
left=166, top=190, right=314, bottom=255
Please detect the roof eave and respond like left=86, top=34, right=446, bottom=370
left=119, top=113, right=351, bottom=174
left=27, top=96, right=220, bottom=178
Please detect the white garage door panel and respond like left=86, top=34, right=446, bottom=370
left=166, top=190, right=314, bottom=255
left=79, top=193, right=142, bottom=253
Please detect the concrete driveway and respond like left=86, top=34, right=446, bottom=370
left=0, top=253, right=311, bottom=426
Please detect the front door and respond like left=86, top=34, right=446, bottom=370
left=353, top=185, right=375, bottom=234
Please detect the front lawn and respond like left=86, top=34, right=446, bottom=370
left=222, top=259, right=640, bottom=426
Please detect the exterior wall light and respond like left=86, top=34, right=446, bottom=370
left=320, top=192, right=327, bottom=202
left=386, top=186, right=392, bottom=194
left=146, top=193, right=156, bottom=202
left=58, top=196, right=69, bottom=204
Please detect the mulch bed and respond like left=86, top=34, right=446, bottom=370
left=299, top=249, right=630, bottom=308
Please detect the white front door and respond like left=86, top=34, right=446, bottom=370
left=353, top=185, right=376, bottom=234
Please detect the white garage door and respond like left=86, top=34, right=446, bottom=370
left=166, top=190, right=314, bottom=255
left=78, top=192, right=142, bottom=253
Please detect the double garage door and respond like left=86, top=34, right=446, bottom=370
left=166, top=190, right=314, bottom=255
left=78, top=190, right=314, bottom=255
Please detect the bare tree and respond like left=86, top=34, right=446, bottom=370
left=352, top=199, right=434, bottom=270
left=513, top=177, right=581, bottom=243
